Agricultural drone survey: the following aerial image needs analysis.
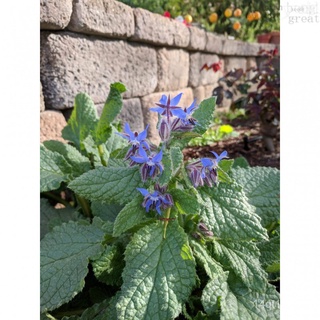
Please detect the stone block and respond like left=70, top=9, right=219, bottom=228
left=172, top=19, right=190, bottom=48
left=156, top=48, right=189, bottom=92
left=40, top=0, right=73, bottom=30
left=192, top=86, right=205, bottom=104
left=131, top=8, right=189, bottom=47
left=40, top=111, right=67, bottom=143
left=223, top=57, right=247, bottom=72
left=189, top=53, right=223, bottom=87
left=188, top=26, right=206, bottom=51
left=205, top=32, right=225, bottom=54
left=40, top=82, right=45, bottom=112
left=203, top=84, right=216, bottom=99
left=141, top=88, right=194, bottom=145
left=40, top=32, right=157, bottom=109
left=96, top=98, right=144, bottom=132
left=67, top=0, right=134, bottom=38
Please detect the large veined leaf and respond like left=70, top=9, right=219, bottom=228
left=116, top=221, right=196, bottom=320
left=230, top=167, right=280, bottom=228
left=170, top=189, right=202, bottom=215
left=192, top=96, right=216, bottom=134
left=68, top=166, right=142, bottom=205
left=211, top=240, right=268, bottom=292
left=40, top=144, right=72, bottom=192
left=91, top=201, right=123, bottom=223
left=62, top=93, right=98, bottom=151
left=40, top=221, right=105, bottom=312
left=190, top=240, right=225, bottom=279
left=113, top=195, right=147, bottom=237
left=257, top=234, right=280, bottom=270
left=202, top=275, right=280, bottom=319
left=95, top=82, right=126, bottom=145
left=92, top=243, right=125, bottom=287
left=197, top=185, right=268, bottom=241
left=103, top=125, right=127, bottom=162
left=43, top=140, right=92, bottom=178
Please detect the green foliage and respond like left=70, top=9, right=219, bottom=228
left=189, top=124, right=239, bottom=147
left=117, top=0, right=280, bottom=41
left=40, top=83, right=279, bottom=319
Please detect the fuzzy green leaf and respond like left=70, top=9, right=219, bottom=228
left=230, top=167, right=280, bottom=228
left=116, top=222, right=196, bottom=320
left=197, top=185, right=268, bottom=241
left=170, top=131, right=202, bottom=149
left=113, top=195, right=147, bottom=237
left=201, top=273, right=229, bottom=316
left=92, top=244, right=125, bottom=286
left=82, top=134, right=103, bottom=167
left=40, top=145, right=72, bottom=192
left=202, top=275, right=280, bottom=319
left=257, top=235, right=280, bottom=270
left=219, top=159, right=234, bottom=173
left=103, top=125, right=127, bottom=160
left=171, top=189, right=202, bottom=215
left=68, top=166, right=142, bottom=205
left=40, top=221, right=105, bottom=312
left=91, top=201, right=123, bottom=223
left=40, top=199, right=81, bottom=239
left=193, top=97, right=216, bottom=134
left=233, top=156, right=250, bottom=168
left=95, top=82, right=126, bottom=145
left=158, top=146, right=183, bottom=185
left=43, top=140, right=92, bottom=178
left=190, top=240, right=225, bottom=279
left=59, top=298, right=113, bottom=320
left=212, top=240, right=268, bottom=292
left=62, top=93, right=98, bottom=151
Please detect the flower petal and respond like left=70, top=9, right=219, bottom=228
left=137, top=124, right=149, bottom=141
left=152, top=149, right=163, bottom=163
left=170, top=92, right=183, bottom=106
left=130, top=156, right=146, bottom=164
left=171, top=108, right=187, bottom=120
left=137, top=188, right=149, bottom=197
left=187, top=99, right=197, bottom=114
left=124, top=122, right=135, bottom=140
left=159, top=94, right=168, bottom=105
left=201, top=158, right=213, bottom=168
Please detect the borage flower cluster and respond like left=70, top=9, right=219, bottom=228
left=119, top=92, right=228, bottom=216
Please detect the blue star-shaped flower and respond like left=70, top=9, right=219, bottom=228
left=117, top=122, right=150, bottom=159
left=150, top=93, right=183, bottom=118
left=131, top=145, right=164, bottom=181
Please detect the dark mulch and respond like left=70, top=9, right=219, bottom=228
left=183, top=117, right=280, bottom=169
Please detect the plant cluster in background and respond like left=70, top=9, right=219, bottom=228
left=211, top=48, right=280, bottom=126
left=118, top=0, right=280, bottom=42
left=40, top=83, right=280, bottom=319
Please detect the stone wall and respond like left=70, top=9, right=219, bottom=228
left=40, top=0, right=278, bottom=144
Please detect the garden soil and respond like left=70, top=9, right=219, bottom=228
left=183, top=117, right=280, bottom=169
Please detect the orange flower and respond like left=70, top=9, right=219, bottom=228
left=209, top=12, right=218, bottom=23
left=234, top=8, right=242, bottom=17
left=224, top=8, right=233, bottom=18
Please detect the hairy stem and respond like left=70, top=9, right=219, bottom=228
left=76, top=195, right=92, bottom=219
left=163, top=207, right=171, bottom=239
left=98, top=144, right=107, bottom=166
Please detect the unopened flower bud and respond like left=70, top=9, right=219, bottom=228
left=159, top=118, right=171, bottom=141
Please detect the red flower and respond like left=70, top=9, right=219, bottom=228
left=163, top=11, right=171, bottom=18
left=200, top=61, right=222, bottom=73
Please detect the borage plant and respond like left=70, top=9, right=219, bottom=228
left=40, top=82, right=280, bottom=319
